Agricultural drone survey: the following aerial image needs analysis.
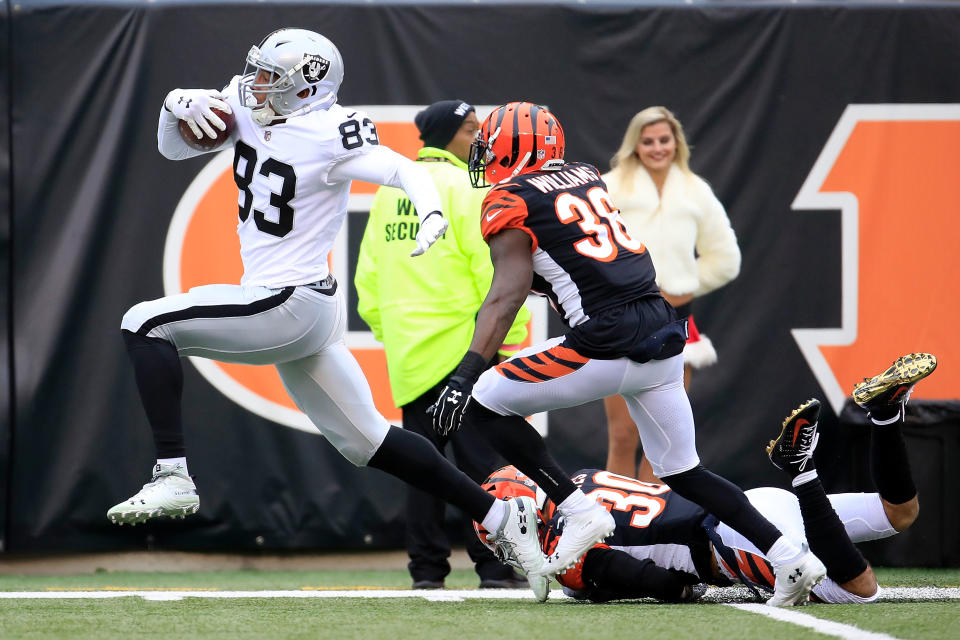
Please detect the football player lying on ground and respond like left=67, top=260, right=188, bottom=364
left=475, top=353, right=935, bottom=603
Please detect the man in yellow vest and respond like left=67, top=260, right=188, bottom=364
left=356, top=100, right=532, bottom=589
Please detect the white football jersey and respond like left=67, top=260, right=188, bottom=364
left=221, top=76, right=377, bottom=287
left=158, top=78, right=442, bottom=288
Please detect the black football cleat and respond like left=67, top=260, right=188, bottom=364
left=852, top=353, right=937, bottom=416
left=766, top=399, right=821, bottom=479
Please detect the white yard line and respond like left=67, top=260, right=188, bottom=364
left=727, top=603, right=904, bottom=640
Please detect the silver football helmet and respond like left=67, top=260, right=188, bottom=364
left=239, top=28, right=344, bottom=125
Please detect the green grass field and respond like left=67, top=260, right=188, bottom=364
left=0, top=567, right=957, bottom=639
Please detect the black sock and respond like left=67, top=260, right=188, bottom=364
left=467, top=402, right=578, bottom=504
left=871, top=420, right=917, bottom=504
left=661, top=465, right=781, bottom=553
left=869, top=403, right=901, bottom=423
left=794, top=477, right=868, bottom=584
left=367, top=427, right=494, bottom=522
left=122, top=329, right=185, bottom=458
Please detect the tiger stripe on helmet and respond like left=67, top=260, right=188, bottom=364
left=509, top=104, right=522, bottom=169
left=526, top=103, right=544, bottom=169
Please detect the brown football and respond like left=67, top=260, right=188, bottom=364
left=178, top=108, right=236, bottom=151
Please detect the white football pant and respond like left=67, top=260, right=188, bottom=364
left=716, top=487, right=897, bottom=603
left=121, top=282, right=389, bottom=465
left=472, top=336, right=700, bottom=477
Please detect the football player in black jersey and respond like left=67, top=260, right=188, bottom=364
left=473, top=352, right=932, bottom=604
left=429, top=101, right=824, bottom=606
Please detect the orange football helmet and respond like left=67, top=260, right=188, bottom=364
left=469, top=102, right=566, bottom=187
left=472, top=465, right=543, bottom=563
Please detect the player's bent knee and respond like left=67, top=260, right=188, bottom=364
left=121, top=301, right=153, bottom=333
left=655, top=458, right=702, bottom=481
left=885, top=496, right=919, bottom=532
left=338, top=440, right=379, bottom=467
left=299, top=413, right=387, bottom=468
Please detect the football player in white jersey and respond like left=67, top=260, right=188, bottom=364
left=108, top=28, right=547, bottom=595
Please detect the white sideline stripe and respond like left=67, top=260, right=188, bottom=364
left=0, top=589, right=538, bottom=602
left=728, top=603, right=902, bottom=640
left=0, top=587, right=957, bottom=603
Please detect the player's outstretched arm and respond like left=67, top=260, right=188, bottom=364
left=330, top=145, right=446, bottom=255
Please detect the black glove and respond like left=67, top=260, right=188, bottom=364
left=429, top=351, right=487, bottom=436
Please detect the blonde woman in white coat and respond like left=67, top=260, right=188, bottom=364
left=602, top=106, right=741, bottom=481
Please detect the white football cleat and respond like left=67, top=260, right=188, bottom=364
left=767, top=550, right=827, bottom=607
left=542, top=501, right=615, bottom=576
left=107, top=463, right=199, bottom=525
left=486, top=496, right=547, bottom=591
left=528, top=574, right=551, bottom=603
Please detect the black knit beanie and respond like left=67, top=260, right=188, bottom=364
left=415, top=100, right=475, bottom=149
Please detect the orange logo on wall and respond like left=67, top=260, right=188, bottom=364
left=792, top=104, right=960, bottom=413
left=162, top=105, right=545, bottom=434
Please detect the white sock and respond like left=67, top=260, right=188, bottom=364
left=792, top=470, right=818, bottom=487
left=157, top=457, right=188, bottom=475
left=766, top=535, right=804, bottom=566
left=558, top=489, right=593, bottom=515
left=481, top=499, right=508, bottom=533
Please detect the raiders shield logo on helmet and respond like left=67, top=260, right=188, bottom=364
left=302, top=54, right=331, bottom=82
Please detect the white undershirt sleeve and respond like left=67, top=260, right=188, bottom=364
left=328, top=145, right=443, bottom=221
left=157, top=108, right=217, bottom=161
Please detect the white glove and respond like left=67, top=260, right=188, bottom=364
left=411, top=211, right=449, bottom=257
left=164, top=89, right=232, bottom=140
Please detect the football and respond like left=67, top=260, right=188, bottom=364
left=178, top=108, right=236, bottom=151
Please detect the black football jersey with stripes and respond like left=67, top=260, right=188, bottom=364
left=570, top=469, right=708, bottom=549
left=541, top=469, right=714, bottom=584
left=480, top=162, right=660, bottom=328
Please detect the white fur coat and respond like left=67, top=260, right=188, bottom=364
left=602, top=164, right=740, bottom=297
left=602, top=164, right=740, bottom=368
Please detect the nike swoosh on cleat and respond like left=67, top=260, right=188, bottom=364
left=792, top=419, right=809, bottom=447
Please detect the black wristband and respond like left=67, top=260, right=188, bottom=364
left=453, top=350, right=488, bottom=386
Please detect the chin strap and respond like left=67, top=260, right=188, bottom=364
left=508, top=152, right=532, bottom=180
left=247, top=92, right=338, bottom=127
left=250, top=104, right=278, bottom=126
